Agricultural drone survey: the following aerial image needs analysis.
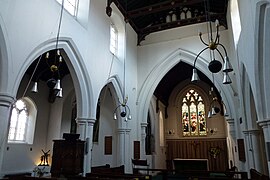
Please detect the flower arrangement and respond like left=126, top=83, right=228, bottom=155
left=33, top=166, right=47, bottom=177
left=209, top=146, right=221, bottom=158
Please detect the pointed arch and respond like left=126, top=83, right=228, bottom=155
left=91, top=76, right=124, bottom=167
left=261, top=3, right=270, bottom=119
left=254, top=1, right=270, bottom=120
left=0, top=16, right=10, bottom=92
left=137, top=48, right=236, bottom=128
left=106, top=75, right=124, bottom=107
left=12, top=37, right=93, bottom=119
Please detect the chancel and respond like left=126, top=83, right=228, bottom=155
left=0, top=0, right=270, bottom=179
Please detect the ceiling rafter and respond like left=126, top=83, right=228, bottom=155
left=137, top=13, right=226, bottom=45
left=107, top=0, right=228, bottom=45
left=127, top=0, right=205, bottom=18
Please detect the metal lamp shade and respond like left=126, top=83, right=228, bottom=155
left=211, top=107, right=217, bottom=115
left=208, top=59, right=222, bottom=73
left=120, top=111, right=127, bottom=117
left=223, top=56, right=233, bottom=72
left=54, top=79, right=61, bottom=90
left=223, top=72, right=232, bottom=84
left=47, top=78, right=57, bottom=89
left=191, top=68, right=200, bottom=82
left=208, top=110, right=212, bottom=118
left=214, top=106, right=220, bottom=113
left=31, top=82, right=38, bottom=93
left=113, top=113, right=117, bottom=120
left=56, top=88, right=63, bottom=98
left=223, top=107, right=229, bottom=116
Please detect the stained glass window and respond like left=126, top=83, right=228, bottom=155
left=181, top=89, right=206, bottom=136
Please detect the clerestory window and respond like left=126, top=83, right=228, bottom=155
left=56, top=0, right=79, bottom=17
left=110, top=24, right=118, bottom=55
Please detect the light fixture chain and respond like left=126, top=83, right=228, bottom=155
left=22, top=55, right=43, bottom=98
left=54, top=0, right=64, bottom=64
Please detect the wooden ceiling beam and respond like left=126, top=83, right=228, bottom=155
left=127, top=0, right=204, bottom=18
left=107, top=0, right=139, bottom=33
left=137, top=13, right=227, bottom=45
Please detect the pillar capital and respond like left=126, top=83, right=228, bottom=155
left=226, top=118, right=235, bottom=125
left=257, top=119, right=270, bottom=128
left=0, top=93, right=16, bottom=107
left=141, top=122, right=148, bottom=127
left=242, top=129, right=261, bottom=135
left=76, top=117, right=96, bottom=125
left=117, top=128, right=131, bottom=133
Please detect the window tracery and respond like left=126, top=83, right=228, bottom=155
left=181, top=89, right=206, bottom=136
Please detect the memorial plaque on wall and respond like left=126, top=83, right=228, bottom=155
left=237, top=139, right=246, bottom=161
left=134, top=141, right=140, bottom=159
left=266, top=142, right=270, bottom=161
left=104, top=136, right=112, bottom=155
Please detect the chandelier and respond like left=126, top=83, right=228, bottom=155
left=207, top=84, right=229, bottom=118
left=112, top=0, right=131, bottom=121
left=113, top=96, right=131, bottom=121
left=208, top=97, right=220, bottom=118
left=191, top=0, right=233, bottom=84
left=29, top=0, right=65, bottom=100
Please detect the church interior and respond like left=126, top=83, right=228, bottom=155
left=0, top=0, right=270, bottom=179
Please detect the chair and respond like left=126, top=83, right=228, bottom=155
left=131, top=159, right=149, bottom=174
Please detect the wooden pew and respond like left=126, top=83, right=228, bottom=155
left=86, top=173, right=151, bottom=180
left=250, top=168, right=269, bottom=180
left=4, top=172, right=32, bottom=180
left=22, top=176, right=57, bottom=180
left=131, top=159, right=149, bottom=174
left=134, top=168, right=248, bottom=179
left=91, top=164, right=110, bottom=173
left=86, top=165, right=151, bottom=180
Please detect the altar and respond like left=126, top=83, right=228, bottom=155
left=173, top=158, right=209, bottom=172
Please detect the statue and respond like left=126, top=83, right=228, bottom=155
left=39, top=149, right=50, bottom=166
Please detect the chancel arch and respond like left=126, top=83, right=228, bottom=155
left=137, top=48, right=236, bottom=141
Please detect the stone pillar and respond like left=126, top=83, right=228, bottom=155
left=117, top=127, right=131, bottom=172
left=258, top=119, right=270, bottom=175
left=226, top=118, right=236, bottom=139
left=76, top=117, right=95, bottom=175
left=226, top=118, right=236, bottom=168
left=117, top=128, right=126, bottom=165
left=141, top=122, right=148, bottom=158
left=0, top=93, right=15, bottom=177
left=124, top=128, right=131, bottom=173
left=243, top=130, right=262, bottom=172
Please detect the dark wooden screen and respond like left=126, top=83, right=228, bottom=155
left=237, top=139, right=246, bottom=161
left=134, top=141, right=140, bottom=159
left=166, top=138, right=228, bottom=171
